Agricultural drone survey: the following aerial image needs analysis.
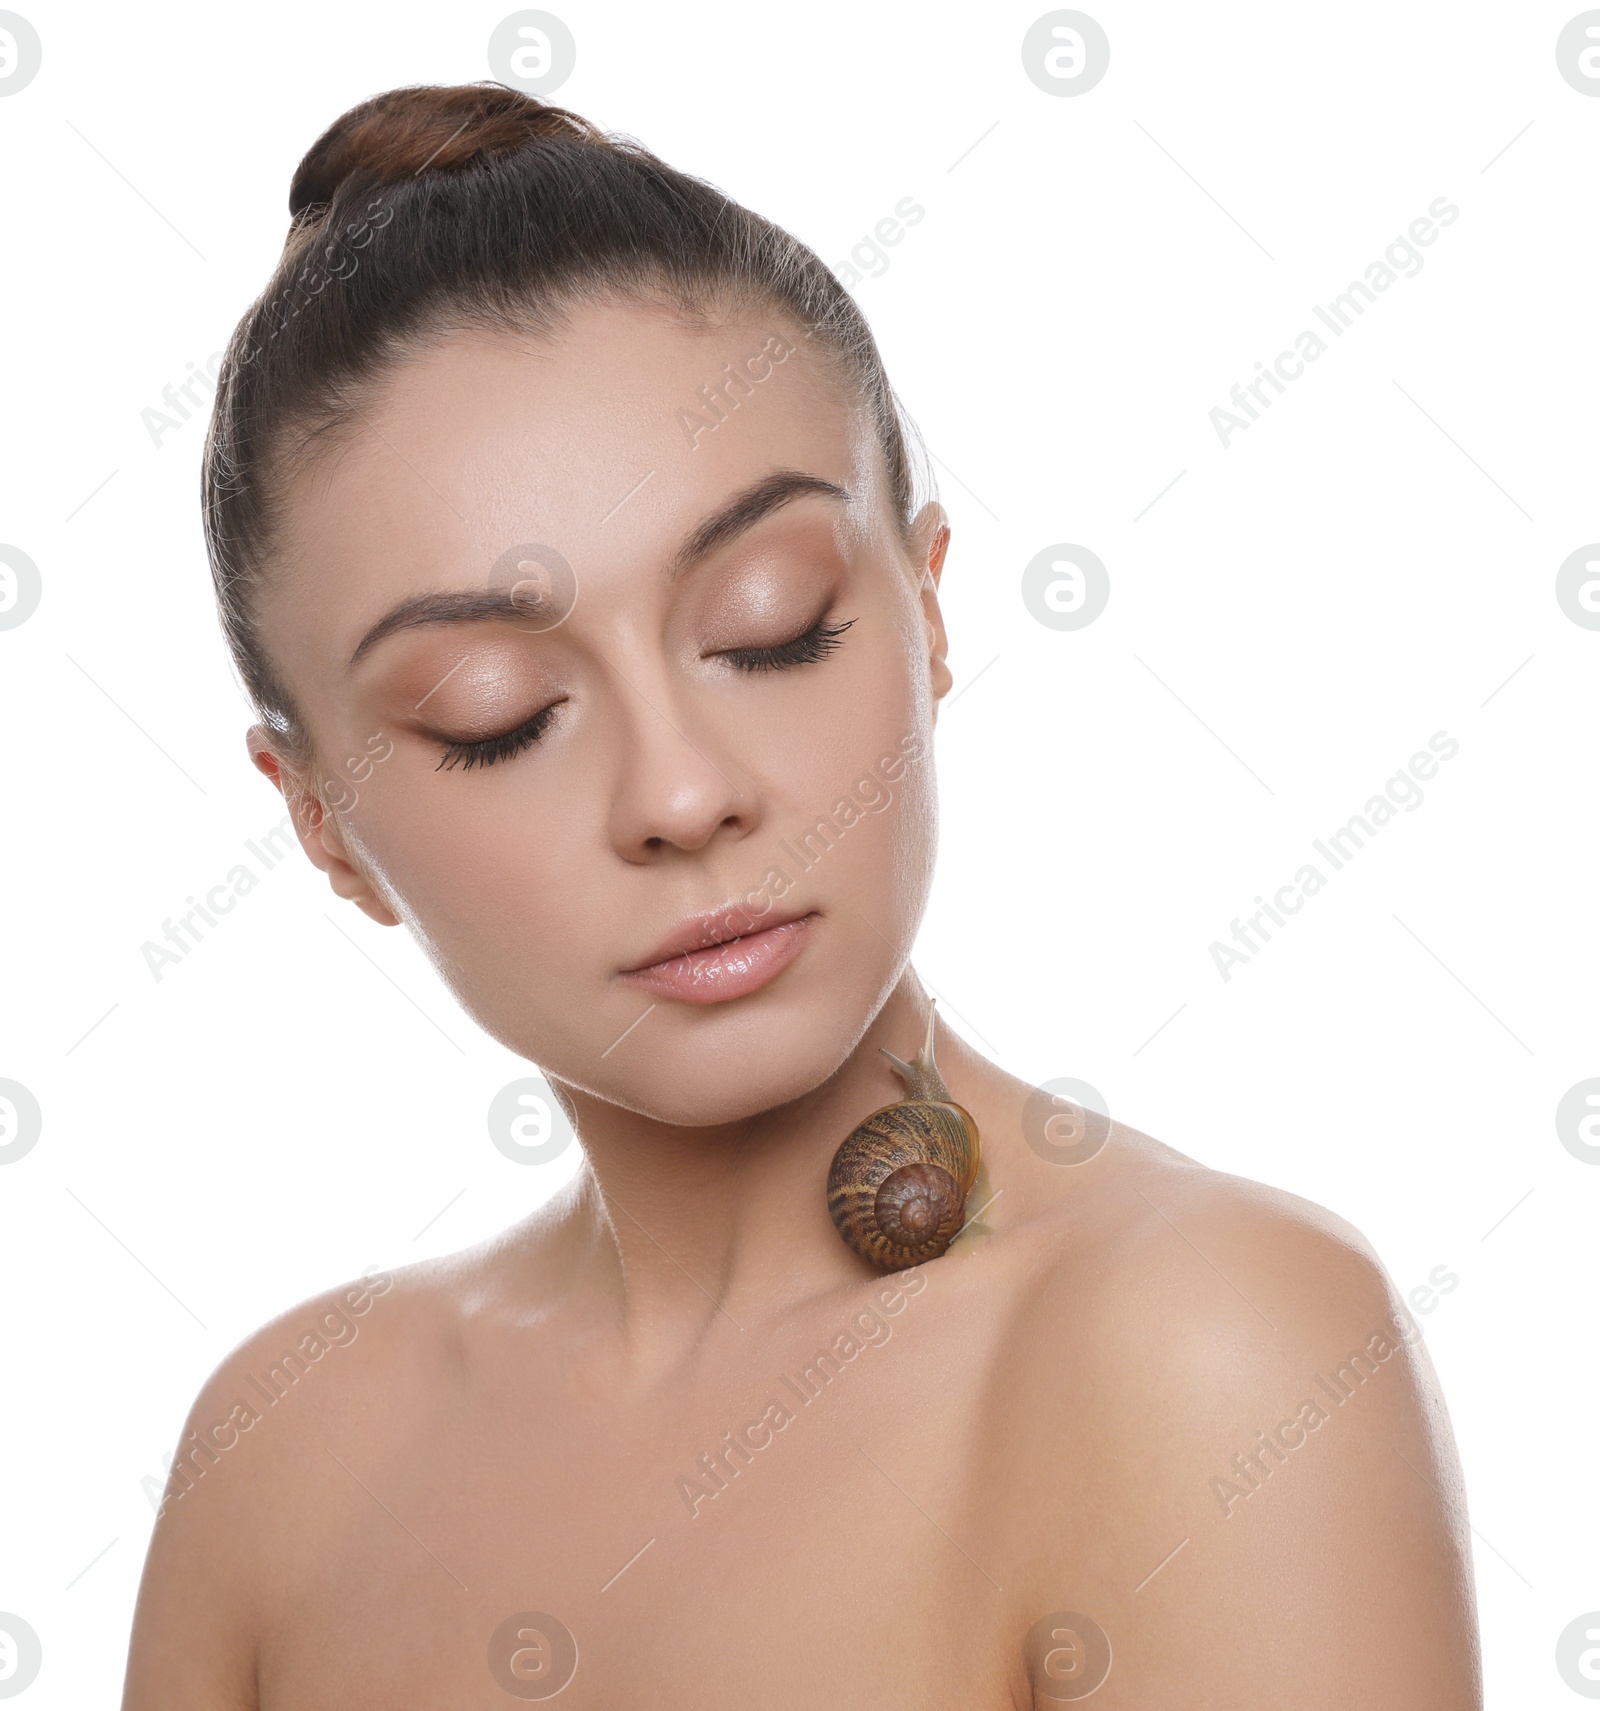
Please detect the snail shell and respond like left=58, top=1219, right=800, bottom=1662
left=827, top=1003, right=981, bottom=1271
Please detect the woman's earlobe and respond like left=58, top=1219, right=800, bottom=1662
left=247, top=725, right=323, bottom=844
left=324, top=858, right=404, bottom=926
left=909, top=512, right=954, bottom=702
left=923, top=595, right=954, bottom=707
left=309, top=792, right=403, bottom=923
left=929, top=638, right=954, bottom=705
left=244, top=723, right=402, bottom=927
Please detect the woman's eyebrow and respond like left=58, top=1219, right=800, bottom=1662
left=347, top=467, right=851, bottom=669
left=664, top=468, right=849, bottom=581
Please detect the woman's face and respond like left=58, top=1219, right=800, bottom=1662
left=252, top=300, right=951, bottom=1126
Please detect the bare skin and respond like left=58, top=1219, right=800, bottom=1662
left=122, top=300, right=1481, bottom=1709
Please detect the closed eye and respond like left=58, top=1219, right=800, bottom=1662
left=433, top=613, right=853, bottom=772
left=436, top=702, right=561, bottom=771
left=723, top=615, right=855, bottom=673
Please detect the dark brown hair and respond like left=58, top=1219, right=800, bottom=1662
left=202, top=81, right=931, bottom=763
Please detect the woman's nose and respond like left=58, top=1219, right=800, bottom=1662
left=604, top=673, right=758, bottom=860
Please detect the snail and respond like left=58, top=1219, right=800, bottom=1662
left=827, top=1002, right=983, bottom=1271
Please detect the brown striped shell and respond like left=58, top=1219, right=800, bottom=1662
left=827, top=1003, right=981, bottom=1271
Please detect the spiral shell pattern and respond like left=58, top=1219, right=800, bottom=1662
left=827, top=1096, right=982, bottom=1269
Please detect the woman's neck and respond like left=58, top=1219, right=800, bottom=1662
left=535, top=967, right=959, bottom=1376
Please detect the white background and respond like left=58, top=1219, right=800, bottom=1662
left=0, top=1, right=1596, bottom=1704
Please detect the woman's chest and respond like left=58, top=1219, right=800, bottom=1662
left=254, top=1293, right=1050, bottom=1707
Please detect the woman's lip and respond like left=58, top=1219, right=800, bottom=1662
left=623, top=903, right=809, bottom=972
left=619, top=913, right=816, bottom=1004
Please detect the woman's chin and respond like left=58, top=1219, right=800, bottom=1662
left=545, top=1019, right=866, bottom=1131
left=465, top=936, right=906, bottom=1127
left=598, top=1057, right=843, bottom=1131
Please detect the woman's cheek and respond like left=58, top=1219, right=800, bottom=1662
left=340, top=769, right=577, bottom=972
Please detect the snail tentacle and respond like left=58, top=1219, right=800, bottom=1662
left=876, top=996, right=944, bottom=1103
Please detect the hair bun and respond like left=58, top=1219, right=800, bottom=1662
left=287, top=82, right=605, bottom=219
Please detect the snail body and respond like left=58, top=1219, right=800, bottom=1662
left=827, top=1003, right=982, bottom=1271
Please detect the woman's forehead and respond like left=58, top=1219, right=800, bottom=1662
left=262, top=306, right=885, bottom=672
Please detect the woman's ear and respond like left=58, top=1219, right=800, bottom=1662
left=246, top=726, right=402, bottom=927
left=907, top=502, right=953, bottom=704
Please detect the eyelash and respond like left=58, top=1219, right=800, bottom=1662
left=434, top=615, right=855, bottom=771
left=436, top=703, right=560, bottom=772
left=723, top=615, right=856, bottom=673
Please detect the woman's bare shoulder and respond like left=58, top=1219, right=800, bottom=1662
left=980, top=1119, right=1481, bottom=1707
left=178, top=1222, right=550, bottom=1448
left=120, top=1240, right=518, bottom=1710
left=988, top=1112, right=1436, bottom=1463
left=992, top=1103, right=1396, bottom=1326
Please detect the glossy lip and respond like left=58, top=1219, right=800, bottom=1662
left=619, top=908, right=817, bottom=1005
left=622, top=902, right=811, bottom=972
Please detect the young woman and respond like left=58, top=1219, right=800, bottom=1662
left=122, top=82, right=1481, bottom=1709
